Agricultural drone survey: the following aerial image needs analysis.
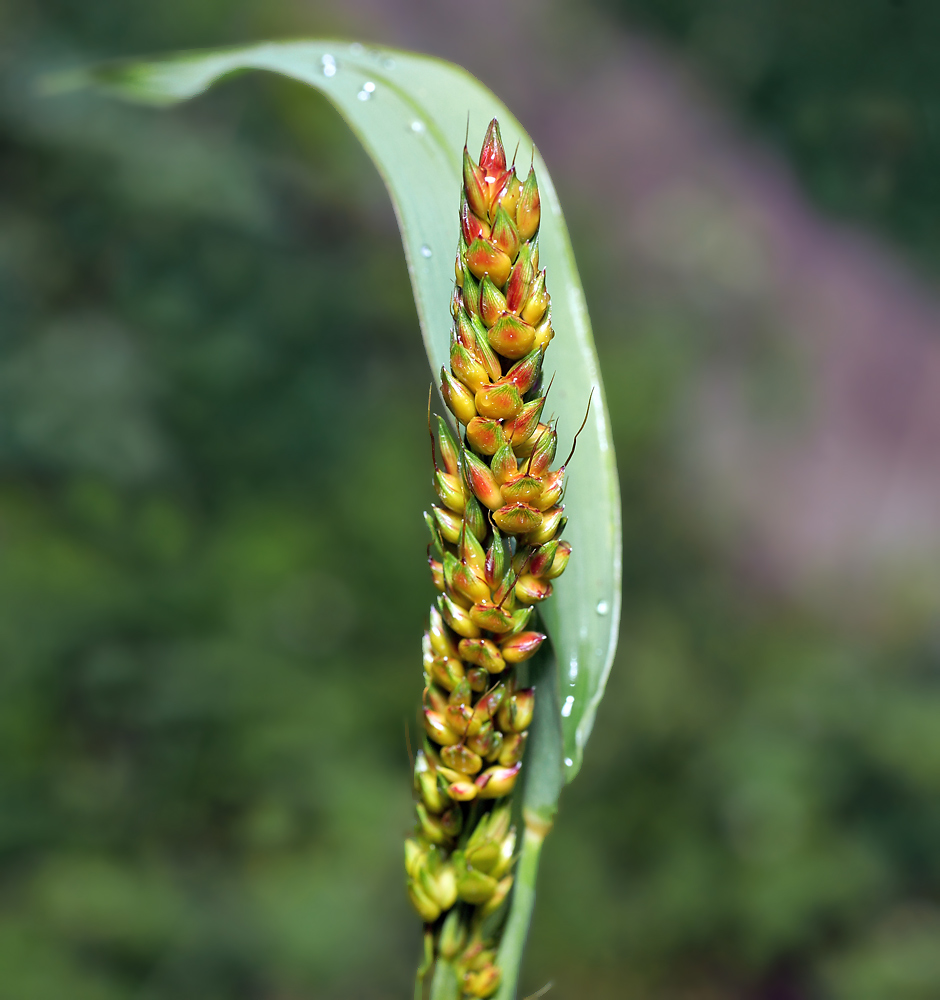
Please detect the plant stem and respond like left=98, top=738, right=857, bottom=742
left=494, top=817, right=548, bottom=1000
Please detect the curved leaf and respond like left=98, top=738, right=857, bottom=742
left=57, top=39, right=621, bottom=784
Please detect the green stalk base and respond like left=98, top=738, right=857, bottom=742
left=494, top=820, right=546, bottom=1000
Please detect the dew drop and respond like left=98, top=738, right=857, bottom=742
left=420, top=244, right=433, bottom=258
left=357, top=80, right=376, bottom=101
left=596, top=599, right=609, bottom=615
left=349, top=42, right=364, bottom=55
left=568, top=657, right=578, bottom=681
left=321, top=54, right=337, bottom=78
left=561, top=695, right=575, bottom=718
left=381, top=57, right=396, bottom=69
left=564, top=757, right=574, bottom=767
left=411, top=119, right=426, bottom=133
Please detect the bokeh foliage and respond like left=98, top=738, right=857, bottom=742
left=2, top=2, right=940, bottom=999
left=602, top=0, right=940, bottom=273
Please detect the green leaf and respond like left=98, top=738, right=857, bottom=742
left=53, top=38, right=621, bottom=994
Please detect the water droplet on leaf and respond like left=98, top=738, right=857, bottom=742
left=420, top=244, right=433, bottom=258
left=561, top=695, right=574, bottom=717
left=349, top=42, right=364, bottom=55
left=411, top=120, right=426, bottom=133
left=596, top=599, right=609, bottom=615
left=321, top=54, right=337, bottom=78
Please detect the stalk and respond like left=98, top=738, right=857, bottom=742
left=493, top=819, right=546, bottom=1000
left=407, top=119, right=570, bottom=999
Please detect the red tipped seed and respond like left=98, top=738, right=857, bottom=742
left=497, top=170, right=521, bottom=217
left=464, top=498, right=488, bottom=545
left=475, top=382, right=523, bottom=421
left=466, top=720, right=501, bottom=758
left=487, top=314, right=536, bottom=360
left=430, top=655, right=466, bottom=691
left=524, top=504, right=564, bottom=546
left=458, top=637, right=507, bottom=674
left=440, top=595, right=481, bottom=638
left=546, top=539, right=572, bottom=578
left=445, top=701, right=474, bottom=735
left=475, top=763, right=521, bottom=799
left=527, top=426, right=557, bottom=478
left=461, top=528, right=487, bottom=577
left=533, top=314, right=554, bottom=351
left=504, top=397, right=546, bottom=449
left=466, top=416, right=505, bottom=456
left=463, top=147, right=489, bottom=219
left=500, top=349, right=543, bottom=395
left=490, top=443, right=518, bottom=485
left=515, top=574, right=553, bottom=604
left=516, top=166, right=541, bottom=240
left=441, top=743, right=483, bottom=775
left=527, top=540, right=559, bottom=577
left=498, top=731, right=528, bottom=767
left=435, top=470, right=465, bottom=514
left=447, top=677, right=472, bottom=708
left=500, top=630, right=546, bottom=664
left=450, top=342, right=490, bottom=394
left=445, top=776, right=478, bottom=801
left=463, top=451, right=504, bottom=511
left=520, top=270, right=549, bottom=326
left=469, top=602, right=515, bottom=634
left=513, top=421, right=550, bottom=458
left=467, top=667, right=489, bottom=692
left=473, top=683, right=507, bottom=722
left=460, top=195, right=490, bottom=245
left=490, top=206, right=520, bottom=260
left=441, top=368, right=477, bottom=424
left=435, top=415, right=461, bottom=475
left=479, top=276, right=507, bottom=328
left=479, top=118, right=507, bottom=175
left=507, top=605, right=534, bottom=635
left=455, top=309, right=477, bottom=351
left=465, top=239, right=512, bottom=287
left=492, top=503, right=543, bottom=535
left=432, top=505, right=462, bottom=544
left=534, top=467, right=565, bottom=510
left=462, top=265, right=481, bottom=317
left=500, top=476, right=543, bottom=504
left=497, top=688, right=535, bottom=733
left=428, top=606, right=458, bottom=658
left=484, top=530, right=508, bottom=588
left=424, top=683, right=449, bottom=714
left=472, top=322, right=503, bottom=381
left=452, top=562, right=490, bottom=605
left=424, top=709, right=462, bottom=746
left=505, top=249, right=533, bottom=313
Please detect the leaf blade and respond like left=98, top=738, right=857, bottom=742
left=64, top=38, right=621, bottom=781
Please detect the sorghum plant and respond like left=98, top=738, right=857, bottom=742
left=406, top=120, right=570, bottom=998
left=69, top=40, right=621, bottom=1000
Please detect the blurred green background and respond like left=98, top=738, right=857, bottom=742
left=3, top=1, right=940, bottom=998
